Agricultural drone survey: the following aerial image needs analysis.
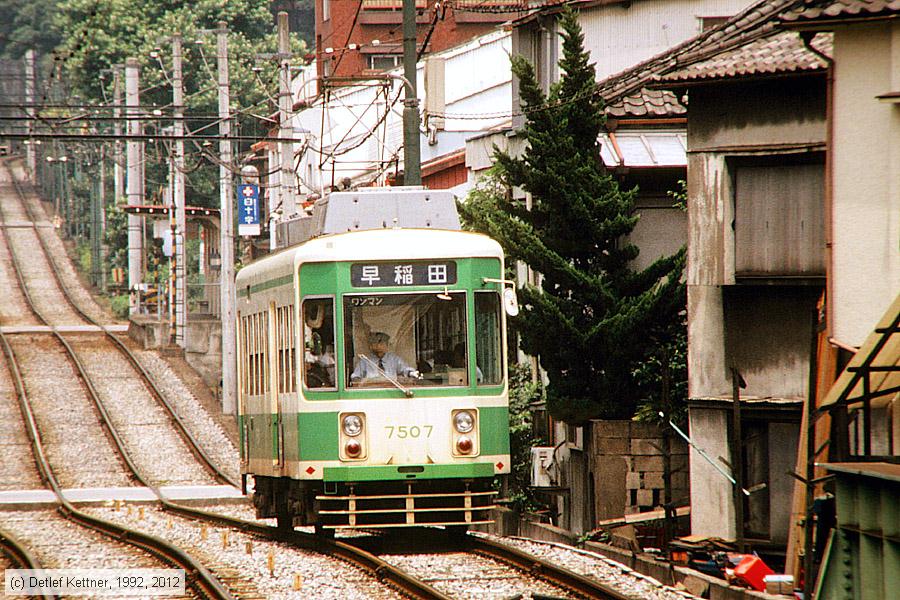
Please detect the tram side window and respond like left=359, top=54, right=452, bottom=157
left=275, top=304, right=296, bottom=394
left=240, top=311, right=269, bottom=396
left=475, top=292, right=503, bottom=385
left=302, top=298, right=335, bottom=389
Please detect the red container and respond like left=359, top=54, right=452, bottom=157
left=733, top=555, right=774, bottom=592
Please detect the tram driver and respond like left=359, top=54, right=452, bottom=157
left=351, top=331, right=420, bottom=382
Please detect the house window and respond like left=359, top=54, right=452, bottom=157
left=323, top=0, right=330, bottom=21
left=368, top=54, right=402, bottom=71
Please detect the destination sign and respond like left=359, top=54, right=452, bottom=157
left=350, top=261, right=457, bottom=287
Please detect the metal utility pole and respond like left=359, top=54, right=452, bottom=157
left=277, top=11, right=297, bottom=217
left=24, top=50, right=36, bottom=178
left=402, top=0, right=421, bottom=184
left=172, top=34, right=187, bottom=349
left=217, top=22, right=237, bottom=415
left=113, top=65, right=125, bottom=204
left=125, top=57, right=144, bottom=315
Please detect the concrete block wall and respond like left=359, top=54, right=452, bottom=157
left=591, top=420, right=690, bottom=521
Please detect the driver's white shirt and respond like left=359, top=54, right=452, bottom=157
left=351, top=351, right=413, bottom=380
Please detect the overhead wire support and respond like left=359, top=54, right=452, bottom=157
left=277, top=10, right=298, bottom=218
left=217, top=21, right=237, bottom=417
left=402, top=0, right=421, bottom=184
left=172, top=33, right=187, bottom=350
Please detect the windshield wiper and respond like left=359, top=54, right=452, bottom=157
left=359, top=354, right=413, bottom=397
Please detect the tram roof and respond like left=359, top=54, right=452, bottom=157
left=236, top=228, right=503, bottom=284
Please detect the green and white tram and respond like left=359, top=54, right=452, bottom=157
left=235, top=189, right=512, bottom=530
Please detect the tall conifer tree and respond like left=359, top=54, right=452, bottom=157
left=460, top=7, right=685, bottom=421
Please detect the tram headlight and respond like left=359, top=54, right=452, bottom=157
left=451, top=409, right=479, bottom=457
left=342, top=414, right=363, bottom=437
left=453, top=410, right=475, bottom=434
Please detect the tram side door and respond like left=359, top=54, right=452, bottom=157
left=268, top=301, right=284, bottom=469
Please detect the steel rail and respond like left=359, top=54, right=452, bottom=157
left=0, top=526, right=41, bottom=570
left=465, top=535, right=634, bottom=600
left=3, top=159, right=450, bottom=599
left=7, top=168, right=238, bottom=489
left=0, top=527, right=58, bottom=600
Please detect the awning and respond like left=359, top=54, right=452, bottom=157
left=599, top=130, right=686, bottom=168
left=820, top=293, right=900, bottom=410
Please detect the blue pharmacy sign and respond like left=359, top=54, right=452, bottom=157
left=238, top=183, right=261, bottom=236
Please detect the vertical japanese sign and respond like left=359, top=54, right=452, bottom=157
left=238, top=183, right=261, bottom=236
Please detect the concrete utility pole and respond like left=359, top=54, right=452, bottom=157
left=172, top=34, right=187, bottom=348
left=277, top=11, right=297, bottom=217
left=217, top=22, right=237, bottom=415
left=24, top=50, right=36, bottom=178
left=91, top=152, right=102, bottom=286
left=99, top=146, right=107, bottom=292
left=402, top=0, right=421, bottom=184
left=113, top=65, right=125, bottom=204
left=125, top=57, right=144, bottom=315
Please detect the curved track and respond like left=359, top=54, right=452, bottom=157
left=2, top=159, right=445, bottom=599
left=2, top=159, right=676, bottom=600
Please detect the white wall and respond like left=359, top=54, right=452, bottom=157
left=289, top=30, right=512, bottom=189
left=688, top=407, right=735, bottom=538
left=831, top=23, right=900, bottom=345
left=579, top=0, right=755, bottom=81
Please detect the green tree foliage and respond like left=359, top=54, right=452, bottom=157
left=460, top=7, right=686, bottom=422
left=52, top=0, right=306, bottom=206
left=505, top=363, right=547, bottom=513
left=0, top=0, right=60, bottom=59
left=634, top=180, right=688, bottom=428
left=632, top=324, right=687, bottom=428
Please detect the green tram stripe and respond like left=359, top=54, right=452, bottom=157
left=324, top=463, right=494, bottom=482
left=237, top=274, right=293, bottom=298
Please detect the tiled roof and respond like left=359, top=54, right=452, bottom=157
left=594, top=0, right=820, bottom=114
left=782, top=0, right=900, bottom=24
left=657, top=31, right=832, bottom=84
left=605, top=88, right=685, bottom=118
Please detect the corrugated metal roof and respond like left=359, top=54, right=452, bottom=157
left=657, top=31, right=832, bottom=84
left=782, top=0, right=900, bottom=24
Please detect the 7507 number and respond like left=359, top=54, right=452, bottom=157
left=385, top=425, right=432, bottom=439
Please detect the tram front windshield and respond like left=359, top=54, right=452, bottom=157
left=344, top=292, right=476, bottom=388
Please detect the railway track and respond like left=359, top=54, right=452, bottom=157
left=0, top=525, right=43, bottom=571
left=341, top=529, right=644, bottom=600
left=2, top=159, right=692, bottom=599
left=0, top=330, right=233, bottom=599
left=1, top=159, right=441, bottom=598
